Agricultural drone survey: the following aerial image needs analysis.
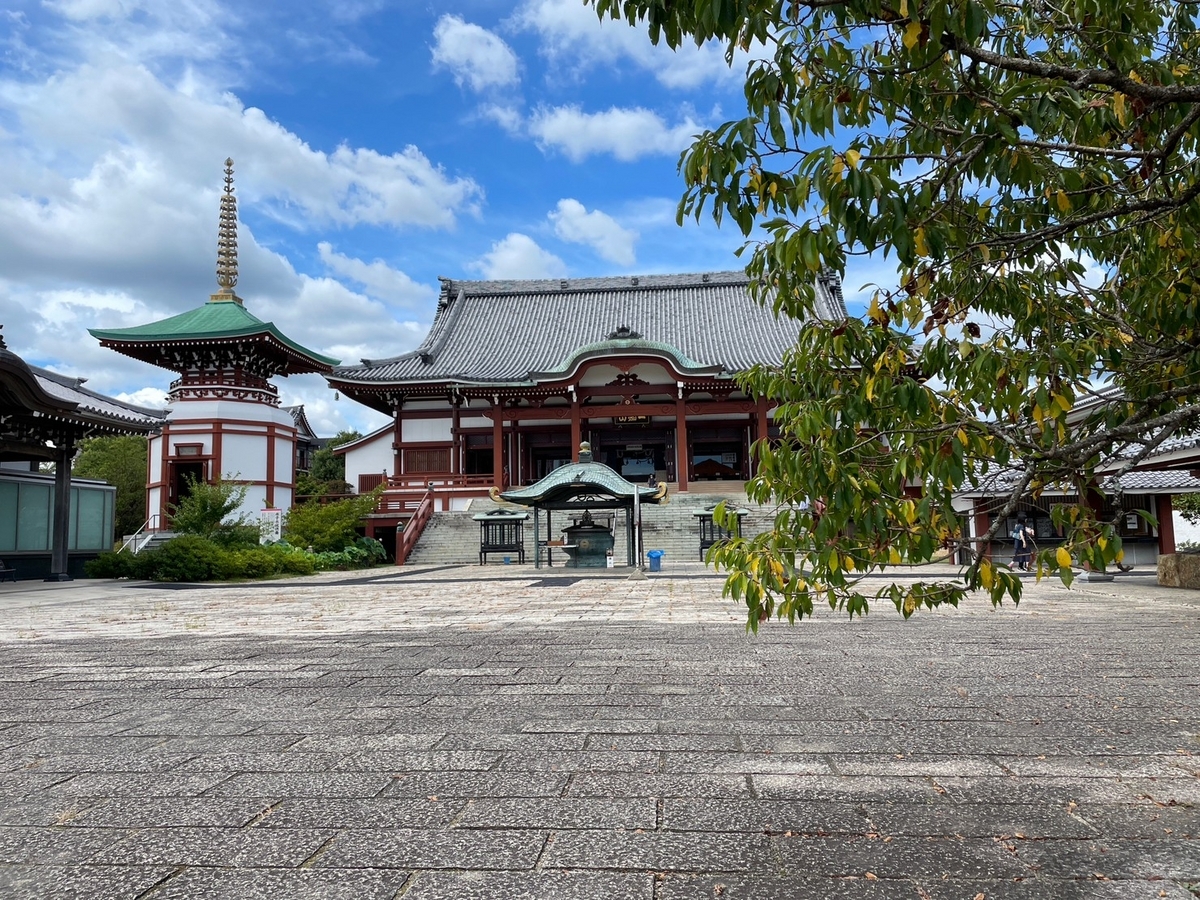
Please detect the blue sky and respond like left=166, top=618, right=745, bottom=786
left=0, top=0, right=868, bottom=435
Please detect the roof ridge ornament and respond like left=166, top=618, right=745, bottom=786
left=607, top=325, right=641, bottom=341
left=0, top=325, right=6, bottom=351
left=214, top=157, right=241, bottom=304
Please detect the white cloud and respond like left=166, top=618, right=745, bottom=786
left=472, top=233, right=567, bottom=279
left=480, top=104, right=524, bottom=135
left=116, top=386, right=169, bottom=408
left=317, top=243, right=436, bottom=308
left=515, top=0, right=755, bottom=90
left=0, top=63, right=482, bottom=240
left=431, top=15, right=520, bottom=92
left=549, top=199, right=637, bottom=266
left=529, top=105, right=700, bottom=162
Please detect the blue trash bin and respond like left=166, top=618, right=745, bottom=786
left=647, top=550, right=664, bottom=572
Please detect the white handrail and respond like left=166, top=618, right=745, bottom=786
left=119, top=514, right=166, bottom=555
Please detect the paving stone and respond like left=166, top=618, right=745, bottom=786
left=0, top=864, right=172, bottom=899
left=402, top=870, right=655, bottom=899
left=750, top=775, right=943, bottom=802
left=256, top=797, right=465, bottom=829
left=89, top=825, right=333, bottom=866
left=1013, top=837, right=1200, bottom=879
left=663, top=799, right=874, bottom=835
left=662, top=752, right=832, bottom=776
left=456, top=797, right=657, bottom=830
left=543, top=830, right=771, bottom=872
left=657, top=874, right=923, bottom=899
left=45, top=772, right=226, bottom=798
left=313, top=827, right=546, bottom=869
left=864, top=801, right=1099, bottom=838
left=0, top=567, right=1199, bottom=894
left=69, top=796, right=274, bottom=827
left=145, top=868, right=412, bottom=899
left=172, top=751, right=348, bottom=773
left=567, top=773, right=752, bottom=799
left=918, top=878, right=1197, bottom=899
left=203, top=773, right=392, bottom=798
left=381, top=772, right=569, bottom=798
left=0, top=826, right=131, bottom=864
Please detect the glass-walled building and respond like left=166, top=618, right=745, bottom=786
left=0, top=465, right=116, bottom=579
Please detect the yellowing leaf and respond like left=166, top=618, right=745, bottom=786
left=1056, top=190, right=1071, bottom=213
left=831, top=156, right=845, bottom=179
left=980, top=559, right=994, bottom=590
left=889, top=547, right=902, bottom=565
left=899, top=0, right=908, bottom=17
left=1113, top=92, right=1128, bottom=126
left=1056, top=546, right=1073, bottom=568
left=914, top=227, right=929, bottom=257
left=845, top=148, right=861, bottom=169
left=956, top=428, right=969, bottom=447
left=903, top=20, right=922, bottom=50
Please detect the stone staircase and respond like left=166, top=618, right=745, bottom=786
left=120, top=531, right=178, bottom=555
left=403, top=487, right=777, bottom=568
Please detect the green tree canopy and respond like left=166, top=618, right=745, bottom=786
left=297, top=429, right=361, bottom=497
left=72, top=435, right=147, bottom=539
left=590, top=0, right=1200, bottom=625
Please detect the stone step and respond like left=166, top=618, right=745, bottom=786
left=405, top=490, right=778, bottom=567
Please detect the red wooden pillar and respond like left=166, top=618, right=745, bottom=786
left=450, top=404, right=460, bottom=475
left=972, top=499, right=991, bottom=561
left=571, top=394, right=582, bottom=461
left=492, top=402, right=504, bottom=490
left=676, top=395, right=689, bottom=492
left=1157, top=494, right=1177, bottom=555
left=754, top=396, right=769, bottom=476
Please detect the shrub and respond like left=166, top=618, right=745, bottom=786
left=170, top=477, right=252, bottom=540
left=283, top=487, right=384, bottom=553
left=147, top=535, right=228, bottom=582
left=85, top=551, right=133, bottom=579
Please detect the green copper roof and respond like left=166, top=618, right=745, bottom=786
left=89, top=295, right=338, bottom=368
left=500, top=457, right=664, bottom=508
left=532, top=338, right=723, bottom=381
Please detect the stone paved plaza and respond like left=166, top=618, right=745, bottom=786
left=0, top=565, right=1197, bottom=899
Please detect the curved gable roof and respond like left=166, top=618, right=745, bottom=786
left=332, top=271, right=845, bottom=387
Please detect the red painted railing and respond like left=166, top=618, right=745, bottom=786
left=386, top=474, right=494, bottom=491
left=395, top=489, right=434, bottom=566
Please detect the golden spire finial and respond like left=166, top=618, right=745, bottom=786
left=215, top=157, right=239, bottom=295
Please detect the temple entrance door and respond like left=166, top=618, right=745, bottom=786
left=531, top=451, right=571, bottom=481
left=592, top=427, right=669, bottom=484
left=169, top=461, right=205, bottom=509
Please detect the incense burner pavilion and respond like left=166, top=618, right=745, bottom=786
left=329, top=271, right=847, bottom=510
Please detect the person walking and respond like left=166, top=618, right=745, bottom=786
left=1011, top=513, right=1035, bottom=571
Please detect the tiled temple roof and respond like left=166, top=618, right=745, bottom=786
left=331, top=271, right=846, bottom=386
left=30, top=367, right=165, bottom=429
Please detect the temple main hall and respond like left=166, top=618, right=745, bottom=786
left=328, top=271, right=847, bottom=504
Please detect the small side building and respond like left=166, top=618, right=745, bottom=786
left=0, top=332, right=164, bottom=579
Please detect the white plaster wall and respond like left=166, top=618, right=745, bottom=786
left=167, top=431, right=212, bottom=455
left=221, top=434, right=268, bottom=481
left=148, top=434, right=164, bottom=483
left=406, top=400, right=454, bottom=411
left=459, top=416, right=491, bottom=429
left=344, top=431, right=394, bottom=491
left=402, top=417, right=452, bottom=443
left=241, top=484, right=268, bottom=518
left=1174, top=511, right=1200, bottom=546
left=166, top=399, right=293, bottom=428
left=275, top=436, right=294, bottom=485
